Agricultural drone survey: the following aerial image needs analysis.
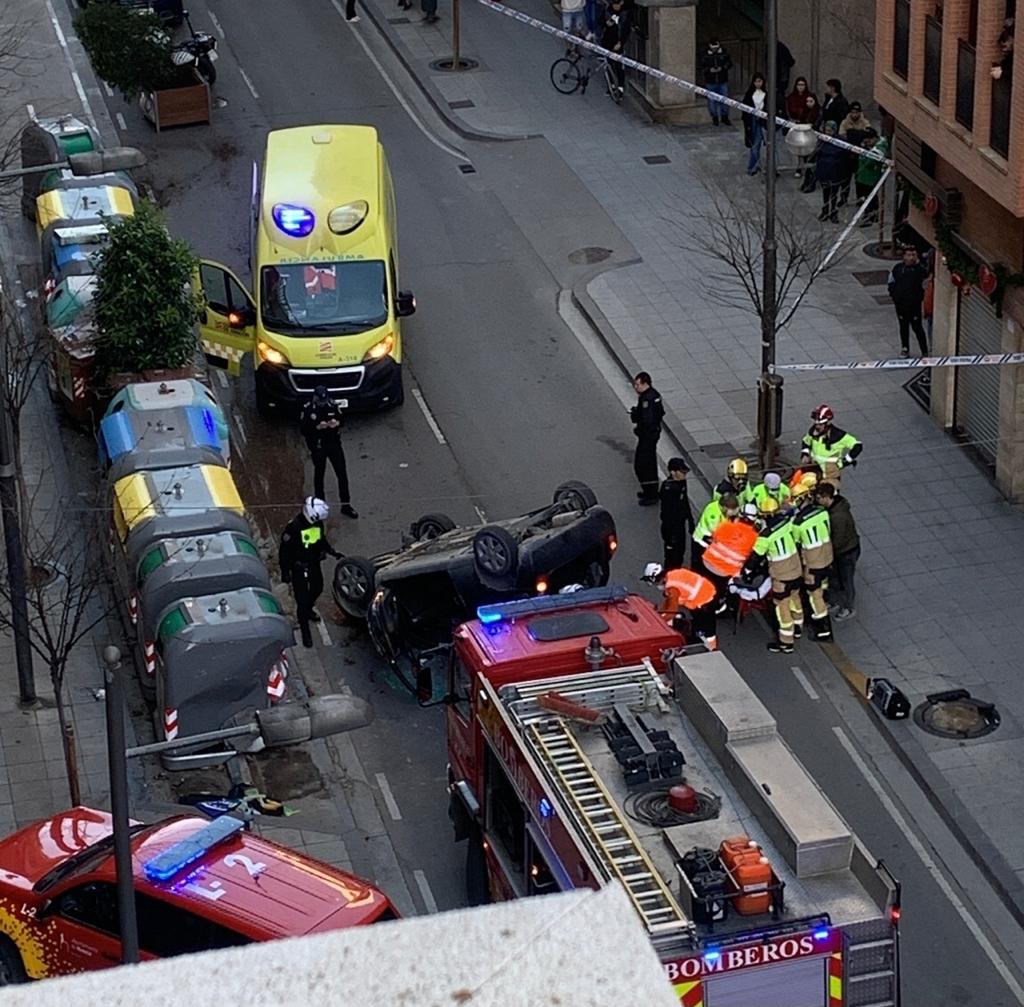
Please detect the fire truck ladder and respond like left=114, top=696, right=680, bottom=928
left=527, top=717, right=693, bottom=947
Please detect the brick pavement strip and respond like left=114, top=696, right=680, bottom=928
left=358, top=0, right=1024, bottom=910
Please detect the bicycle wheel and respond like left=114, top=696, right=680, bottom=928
left=550, top=58, right=582, bottom=94
left=605, top=62, right=623, bottom=103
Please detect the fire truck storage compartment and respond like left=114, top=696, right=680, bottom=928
left=671, top=652, right=853, bottom=878
left=703, top=956, right=828, bottom=1007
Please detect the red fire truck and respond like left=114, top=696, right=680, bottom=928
left=443, top=586, right=901, bottom=1007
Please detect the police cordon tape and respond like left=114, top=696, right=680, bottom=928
left=475, top=0, right=892, bottom=163
left=777, top=351, right=1024, bottom=371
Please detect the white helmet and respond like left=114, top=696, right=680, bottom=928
left=642, top=562, right=664, bottom=583
left=303, top=497, right=329, bottom=523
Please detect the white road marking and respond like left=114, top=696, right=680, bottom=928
left=233, top=412, right=248, bottom=445
left=115, top=112, right=127, bottom=131
left=25, top=103, right=34, bottom=119
left=413, top=869, right=438, bottom=914
left=238, top=66, right=260, bottom=99
left=46, top=0, right=95, bottom=126
left=791, top=665, right=819, bottom=701
left=215, top=369, right=228, bottom=388
left=411, top=387, right=446, bottom=444
left=315, top=616, right=333, bottom=647
left=474, top=504, right=487, bottom=523
left=374, top=772, right=403, bottom=821
left=832, top=725, right=1024, bottom=1004
left=102, top=81, right=113, bottom=97
left=330, top=0, right=467, bottom=163
left=209, top=10, right=226, bottom=37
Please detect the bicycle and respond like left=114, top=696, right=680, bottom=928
left=549, top=51, right=622, bottom=103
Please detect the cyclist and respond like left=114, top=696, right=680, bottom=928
left=600, top=0, right=631, bottom=99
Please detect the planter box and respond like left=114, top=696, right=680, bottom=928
left=140, top=68, right=211, bottom=131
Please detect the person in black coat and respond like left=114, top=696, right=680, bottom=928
left=886, top=246, right=930, bottom=356
left=299, top=385, right=358, bottom=519
left=815, top=122, right=847, bottom=222
left=741, top=73, right=768, bottom=175
left=279, top=497, right=341, bottom=647
left=659, top=458, right=694, bottom=571
left=630, top=371, right=664, bottom=504
left=817, top=78, right=850, bottom=129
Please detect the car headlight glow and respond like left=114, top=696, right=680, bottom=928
left=363, top=332, right=396, bottom=362
left=256, top=340, right=289, bottom=367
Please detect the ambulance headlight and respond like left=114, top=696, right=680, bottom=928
left=328, top=201, right=369, bottom=235
left=363, top=332, right=396, bottom=362
left=256, top=340, right=290, bottom=367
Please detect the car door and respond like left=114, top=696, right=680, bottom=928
left=194, top=260, right=256, bottom=376
left=47, top=880, right=136, bottom=973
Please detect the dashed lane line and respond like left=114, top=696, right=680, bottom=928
left=413, top=869, right=438, bottom=915
left=474, top=505, right=487, bottom=523
left=45, top=0, right=95, bottom=126
left=209, top=10, right=226, bottom=37
left=315, top=617, right=333, bottom=648
left=411, top=387, right=446, bottom=445
left=374, top=772, right=403, bottom=821
left=238, top=66, right=260, bottom=99
left=791, top=665, right=820, bottom=701
left=233, top=412, right=248, bottom=446
left=115, top=112, right=126, bottom=131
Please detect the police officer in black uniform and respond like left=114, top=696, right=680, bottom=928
left=279, top=497, right=340, bottom=648
left=630, top=371, right=665, bottom=505
left=659, top=457, right=693, bottom=571
left=300, top=385, right=358, bottom=519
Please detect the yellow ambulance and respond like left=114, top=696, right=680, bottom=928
left=196, top=125, right=415, bottom=417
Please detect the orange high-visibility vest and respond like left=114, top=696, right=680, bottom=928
left=702, top=520, right=758, bottom=578
left=662, top=568, right=717, bottom=621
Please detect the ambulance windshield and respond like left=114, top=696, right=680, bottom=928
left=260, top=260, right=388, bottom=334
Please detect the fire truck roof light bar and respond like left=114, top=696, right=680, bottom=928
left=143, top=815, right=244, bottom=882
left=477, top=585, right=630, bottom=625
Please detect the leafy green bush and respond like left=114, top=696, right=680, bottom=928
left=93, top=200, right=202, bottom=376
left=74, top=4, right=176, bottom=98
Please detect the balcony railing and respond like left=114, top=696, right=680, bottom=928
left=991, top=70, right=1012, bottom=156
left=955, top=40, right=976, bottom=128
left=893, top=0, right=911, bottom=78
left=924, top=15, right=943, bottom=104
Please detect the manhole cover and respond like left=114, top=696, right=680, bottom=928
left=429, top=56, right=479, bottom=71
left=568, top=246, right=612, bottom=264
left=914, top=689, right=999, bottom=739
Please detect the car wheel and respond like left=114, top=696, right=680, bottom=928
left=472, top=525, right=519, bottom=587
left=0, top=939, right=27, bottom=986
left=553, top=480, right=598, bottom=512
left=333, top=556, right=376, bottom=619
left=412, top=512, right=457, bottom=541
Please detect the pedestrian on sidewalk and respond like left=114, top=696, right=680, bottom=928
left=854, top=129, right=887, bottom=226
left=887, top=246, right=930, bottom=357
left=817, top=78, right=849, bottom=130
left=345, top=0, right=360, bottom=22
left=659, top=457, right=694, bottom=571
left=838, top=101, right=871, bottom=205
left=300, top=385, right=358, bottom=519
left=786, top=77, right=819, bottom=178
left=421, top=0, right=439, bottom=25
left=815, top=482, right=859, bottom=619
left=800, top=403, right=862, bottom=488
left=630, top=371, right=664, bottom=505
left=560, top=0, right=586, bottom=48
left=814, top=122, right=846, bottom=222
left=701, top=40, right=733, bottom=125
left=741, top=73, right=767, bottom=175
left=600, top=0, right=632, bottom=98
left=279, top=498, right=341, bottom=648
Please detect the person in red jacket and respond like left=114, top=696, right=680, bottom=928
left=787, top=78, right=819, bottom=180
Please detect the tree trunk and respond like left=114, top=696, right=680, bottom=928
left=52, top=670, right=82, bottom=806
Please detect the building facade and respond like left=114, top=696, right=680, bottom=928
left=875, top=0, right=1024, bottom=499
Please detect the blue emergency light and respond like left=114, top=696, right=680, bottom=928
left=538, top=798, right=554, bottom=819
left=272, top=203, right=315, bottom=238
left=703, top=950, right=721, bottom=963
left=143, top=815, right=244, bottom=882
left=475, top=585, right=629, bottom=626
left=813, top=929, right=830, bottom=941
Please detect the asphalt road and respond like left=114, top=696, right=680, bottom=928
left=87, top=0, right=1024, bottom=1001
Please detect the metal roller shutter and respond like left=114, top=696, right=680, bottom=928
left=704, top=957, right=827, bottom=1007
left=955, top=291, right=1003, bottom=463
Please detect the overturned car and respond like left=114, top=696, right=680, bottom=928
left=332, top=481, right=617, bottom=676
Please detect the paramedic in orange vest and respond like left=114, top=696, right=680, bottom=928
left=701, top=503, right=760, bottom=614
left=643, top=564, right=718, bottom=650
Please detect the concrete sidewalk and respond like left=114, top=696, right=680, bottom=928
left=357, top=0, right=1024, bottom=913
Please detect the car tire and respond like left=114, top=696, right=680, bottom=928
left=472, top=525, right=519, bottom=588
left=553, top=480, right=598, bottom=512
left=412, top=512, right=456, bottom=541
left=333, top=556, right=376, bottom=619
left=0, top=938, right=27, bottom=987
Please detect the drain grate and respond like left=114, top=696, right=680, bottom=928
left=568, top=246, right=613, bottom=264
left=449, top=99, right=475, bottom=108
left=458, top=163, right=476, bottom=174
left=643, top=154, right=671, bottom=165
left=387, top=16, right=410, bottom=22
left=914, top=689, right=999, bottom=739
left=903, top=370, right=931, bottom=412
left=852, top=269, right=892, bottom=286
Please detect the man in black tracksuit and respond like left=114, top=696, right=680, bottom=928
left=630, top=371, right=664, bottom=505
left=600, top=0, right=631, bottom=95
left=279, top=498, right=340, bottom=648
left=299, top=385, right=358, bottom=519
left=887, top=246, right=929, bottom=357
left=659, top=457, right=694, bottom=571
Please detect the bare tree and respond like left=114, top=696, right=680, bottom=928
left=0, top=481, right=116, bottom=805
left=0, top=279, right=47, bottom=470
left=677, top=182, right=853, bottom=337
left=0, top=1, right=43, bottom=188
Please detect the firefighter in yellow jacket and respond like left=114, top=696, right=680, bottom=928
left=790, top=475, right=834, bottom=641
left=744, top=496, right=805, bottom=654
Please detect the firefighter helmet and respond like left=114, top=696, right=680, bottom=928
left=758, top=496, right=781, bottom=516
left=799, top=471, right=819, bottom=490
left=727, top=458, right=749, bottom=478
left=810, top=404, right=834, bottom=424
left=791, top=480, right=814, bottom=500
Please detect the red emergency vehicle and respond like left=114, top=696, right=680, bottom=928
left=0, top=807, right=397, bottom=984
left=444, top=586, right=901, bottom=1007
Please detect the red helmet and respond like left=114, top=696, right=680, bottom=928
left=810, top=404, right=834, bottom=424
